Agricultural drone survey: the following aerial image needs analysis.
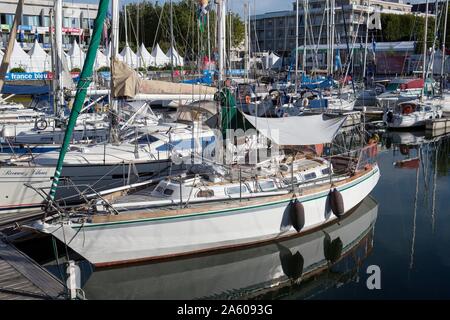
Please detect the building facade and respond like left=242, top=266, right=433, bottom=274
left=250, top=0, right=413, bottom=55
left=0, top=0, right=98, bottom=51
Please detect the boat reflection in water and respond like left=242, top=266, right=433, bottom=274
left=80, top=196, right=379, bottom=300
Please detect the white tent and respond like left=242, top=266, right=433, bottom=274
left=64, top=52, right=72, bottom=72
left=137, top=43, right=154, bottom=68
left=69, top=39, right=86, bottom=70
left=166, top=46, right=184, bottom=67
left=28, top=40, right=51, bottom=72
left=151, top=43, right=170, bottom=67
left=95, top=49, right=109, bottom=69
left=8, top=40, right=30, bottom=71
left=120, top=44, right=138, bottom=69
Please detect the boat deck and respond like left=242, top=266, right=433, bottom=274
left=0, top=236, right=67, bottom=300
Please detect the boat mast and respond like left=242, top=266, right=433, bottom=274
left=441, top=0, right=448, bottom=86
left=362, top=0, right=370, bottom=86
left=244, top=2, right=249, bottom=82
left=295, top=0, right=299, bottom=92
left=124, top=4, right=129, bottom=47
left=170, top=0, right=174, bottom=82
left=207, top=9, right=211, bottom=70
left=54, top=0, right=65, bottom=116
left=331, top=0, right=335, bottom=77
left=48, top=0, right=111, bottom=202
left=0, top=0, right=24, bottom=92
left=109, top=0, right=120, bottom=144
left=217, top=0, right=226, bottom=83
left=302, top=0, right=308, bottom=74
left=423, top=0, right=429, bottom=80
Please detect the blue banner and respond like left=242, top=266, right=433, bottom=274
left=5, top=72, right=52, bottom=81
left=18, top=25, right=33, bottom=31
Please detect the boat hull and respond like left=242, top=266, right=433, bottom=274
left=82, top=196, right=378, bottom=299
left=37, top=165, right=380, bottom=266
left=0, top=166, right=53, bottom=215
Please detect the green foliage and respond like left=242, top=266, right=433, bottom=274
left=9, top=67, right=26, bottom=73
left=120, top=0, right=244, bottom=61
left=97, top=66, right=111, bottom=72
left=380, top=13, right=435, bottom=53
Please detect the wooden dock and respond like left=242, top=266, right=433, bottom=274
left=426, top=117, right=450, bottom=136
left=0, top=235, right=67, bottom=300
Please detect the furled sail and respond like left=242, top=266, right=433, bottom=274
left=111, top=59, right=216, bottom=98
left=242, top=113, right=347, bottom=145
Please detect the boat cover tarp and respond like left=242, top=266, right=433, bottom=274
left=112, top=59, right=216, bottom=98
left=242, top=113, right=347, bottom=145
left=1, top=84, right=50, bottom=95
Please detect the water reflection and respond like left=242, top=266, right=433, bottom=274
left=77, top=196, right=378, bottom=300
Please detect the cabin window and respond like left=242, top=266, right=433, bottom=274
left=163, top=188, right=174, bottom=196
left=304, top=172, right=317, bottom=180
left=137, top=134, right=159, bottom=144
left=226, top=185, right=248, bottom=195
left=322, top=168, right=331, bottom=175
left=197, top=189, right=214, bottom=198
left=258, top=180, right=277, bottom=192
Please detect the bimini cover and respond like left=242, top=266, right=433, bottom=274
left=242, top=113, right=347, bottom=145
left=95, top=49, right=109, bottom=69
left=9, top=40, right=30, bottom=71
left=28, top=40, right=51, bottom=72
left=137, top=43, right=154, bottom=68
left=166, top=46, right=184, bottom=67
left=119, top=44, right=138, bottom=69
left=151, top=43, right=170, bottom=67
left=69, top=39, right=86, bottom=69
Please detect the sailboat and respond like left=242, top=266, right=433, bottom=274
left=29, top=0, right=380, bottom=267
left=79, top=196, right=378, bottom=299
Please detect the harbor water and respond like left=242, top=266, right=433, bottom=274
left=16, top=132, right=449, bottom=300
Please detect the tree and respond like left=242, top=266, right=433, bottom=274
left=380, top=13, right=435, bottom=54
left=118, top=1, right=244, bottom=63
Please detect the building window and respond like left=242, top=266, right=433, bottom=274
left=43, top=16, right=50, bottom=27
left=23, top=15, right=39, bottom=26
left=6, top=14, right=15, bottom=26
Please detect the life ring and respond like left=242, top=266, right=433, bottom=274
left=245, top=95, right=251, bottom=104
left=35, top=118, right=48, bottom=131
left=402, top=105, right=413, bottom=115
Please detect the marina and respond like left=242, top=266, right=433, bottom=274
left=0, top=0, right=449, bottom=303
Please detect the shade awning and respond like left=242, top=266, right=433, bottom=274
left=242, top=113, right=347, bottom=145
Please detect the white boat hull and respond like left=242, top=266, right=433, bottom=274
left=37, top=165, right=380, bottom=266
left=0, top=166, right=53, bottom=214
left=82, top=196, right=378, bottom=299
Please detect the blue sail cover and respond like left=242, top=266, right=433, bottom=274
left=300, top=77, right=334, bottom=90
left=182, top=70, right=214, bottom=85
left=1, top=84, right=50, bottom=95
